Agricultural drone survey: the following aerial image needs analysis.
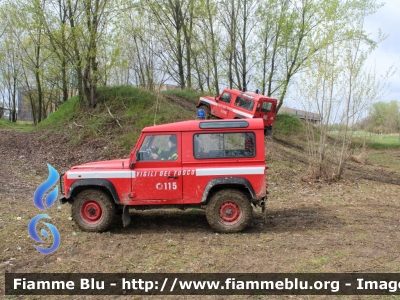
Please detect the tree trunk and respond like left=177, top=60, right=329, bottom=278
left=241, top=0, right=247, bottom=90
left=177, top=28, right=185, bottom=89
left=68, top=0, right=85, bottom=106
left=35, top=40, right=43, bottom=123
left=206, top=0, right=219, bottom=95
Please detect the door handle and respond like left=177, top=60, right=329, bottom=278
left=167, top=175, right=178, bottom=179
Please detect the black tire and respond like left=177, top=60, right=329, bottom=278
left=206, top=189, right=253, bottom=233
left=198, top=104, right=210, bottom=119
left=264, top=126, right=273, bottom=137
left=72, top=189, right=116, bottom=232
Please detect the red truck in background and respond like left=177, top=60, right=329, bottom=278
left=196, top=89, right=278, bottom=135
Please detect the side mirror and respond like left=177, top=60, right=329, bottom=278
left=129, top=152, right=139, bottom=169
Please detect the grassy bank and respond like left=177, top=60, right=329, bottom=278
left=0, top=119, right=34, bottom=132
left=37, top=86, right=197, bottom=149
left=162, top=88, right=208, bottom=103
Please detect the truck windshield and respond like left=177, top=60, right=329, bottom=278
left=220, top=92, right=232, bottom=103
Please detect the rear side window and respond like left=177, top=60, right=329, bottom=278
left=260, top=102, right=272, bottom=113
left=234, top=97, right=255, bottom=111
left=193, top=132, right=255, bottom=159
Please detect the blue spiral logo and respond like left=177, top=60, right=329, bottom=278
left=29, top=164, right=61, bottom=254
left=33, top=164, right=59, bottom=210
left=28, top=214, right=61, bottom=254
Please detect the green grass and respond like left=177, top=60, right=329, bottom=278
left=322, top=196, right=333, bottom=202
left=162, top=88, right=208, bottom=103
left=347, top=131, right=400, bottom=149
left=0, top=118, right=34, bottom=131
left=368, top=142, right=400, bottom=149
left=311, top=256, right=329, bottom=266
left=34, top=85, right=199, bottom=150
left=367, top=133, right=400, bottom=149
left=368, top=151, right=400, bottom=170
left=274, top=113, right=304, bottom=136
left=37, top=95, right=79, bottom=130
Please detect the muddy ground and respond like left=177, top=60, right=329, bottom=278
left=0, top=127, right=400, bottom=299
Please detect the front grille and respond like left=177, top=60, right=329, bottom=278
left=59, top=173, right=65, bottom=194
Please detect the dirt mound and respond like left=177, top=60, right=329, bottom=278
left=0, top=129, right=128, bottom=182
left=162, top=93, right=198, bottom=113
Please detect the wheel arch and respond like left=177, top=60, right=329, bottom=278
left=201, top=178, right=255, bottom=204
left=196, top=101, right=210, bottom=110
left=66, top=179, right=120, bottom=204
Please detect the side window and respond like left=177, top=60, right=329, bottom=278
left=138, top=134, right=178, bottom=161
left=193, top=132, right=255, bottom=159
left=220, top=93, right=232, bottom=103
left=234, top=97, right=255, bottom=111
left=261, top=102, right=272, bottom=113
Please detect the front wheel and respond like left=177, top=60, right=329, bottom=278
left=206, top=189, right=253, bottom=233
left=72, top=189, right=116, bottom=232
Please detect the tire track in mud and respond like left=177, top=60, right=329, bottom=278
left=346, top=164, right=400, bottom=185
left=271, top=137, right=400, bottom=185
left=162, top=93, right=198, bottom=113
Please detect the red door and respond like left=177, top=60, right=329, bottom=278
left=212, top=92, right=232, bottom=118
left=132, top=133, right=183, bottom=202
left=255, top=100, right=276, bottom=127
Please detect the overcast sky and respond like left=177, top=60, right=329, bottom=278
left=287, top=0, right=399, bottom=111
left=363, top=0, right=399, bottom=101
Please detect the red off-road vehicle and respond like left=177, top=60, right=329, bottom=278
left=59, top=119, right=268, bottom=233
left=196, top=89, right=278, bottom=135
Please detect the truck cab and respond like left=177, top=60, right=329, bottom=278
left=60, top=119, right=268, bottom=233
left=196, top=89, right=278, bottom=135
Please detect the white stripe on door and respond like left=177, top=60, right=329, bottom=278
left=67, top=170, right=134, bottom=179
left=196, top=167, right=264, bottom=176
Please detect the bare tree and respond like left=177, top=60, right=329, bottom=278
left=0, top=37, right=20, bottom=122
left=296, top=0, right=392, bottom=181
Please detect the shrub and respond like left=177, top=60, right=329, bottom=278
left=274, top=113, right=304, bottom=135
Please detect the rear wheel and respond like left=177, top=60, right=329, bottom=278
left=198, top=104, right=210, bottom=119
left=206, top=189, right=252, bottom=233
left=72, top=189, right=116, bottom=232
left=264, top=126, right=273, bottom=137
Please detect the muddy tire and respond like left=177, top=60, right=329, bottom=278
left=72, top=189, right=116, bottom=232
left=206, top=189, right=252, bottom=233
left=198, top=105, right=210, bottom=119
left=264, top=126, right=273, bottom=137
